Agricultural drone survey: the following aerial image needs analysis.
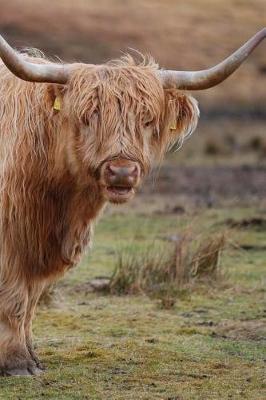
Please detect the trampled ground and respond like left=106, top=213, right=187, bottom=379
left=0, top=202, right=265, bottom=400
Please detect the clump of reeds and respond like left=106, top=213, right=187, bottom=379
left=109, top=232, right=226, bottom=308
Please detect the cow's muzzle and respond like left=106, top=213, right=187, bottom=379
left=100, top=159, right=141, bottom=203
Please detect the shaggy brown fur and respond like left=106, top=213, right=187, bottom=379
left=0, top=53, right=199, bottom=375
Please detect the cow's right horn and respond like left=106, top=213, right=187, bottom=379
left=0, top=35, right=69, bottom=84
left=159, top=28, right=266, bottom=90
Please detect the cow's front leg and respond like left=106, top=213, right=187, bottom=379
left=0, top=278, right=42, bottom=376
left=25, top=281, right=46, bottom=371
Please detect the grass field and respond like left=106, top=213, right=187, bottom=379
left=0, top=205, right=265, bottom=400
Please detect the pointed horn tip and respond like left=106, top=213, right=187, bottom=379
left=257, top=27, right=266, bottom=39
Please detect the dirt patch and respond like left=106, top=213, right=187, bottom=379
left=239, top=244, right=266, bottom=251
left=224, top=217, right=266, bottom=230
left=70, top=277, right=111, bottom=295
left=141, top=165, right=266, bottom=207
left=214, top=320, right=266, bottom=342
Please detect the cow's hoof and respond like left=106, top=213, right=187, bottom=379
left=35, top=360, right=45, bottom=371
left=0, top=364, right=43, bottom=377
left=28, top=349, right=45, bottom=371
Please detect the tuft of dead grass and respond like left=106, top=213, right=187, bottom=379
left=190, top=234, right=225, bottom=280
left=110, top=231, right=227, bottom=308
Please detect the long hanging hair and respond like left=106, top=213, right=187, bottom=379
left=0, top=51, right=198, bottom=281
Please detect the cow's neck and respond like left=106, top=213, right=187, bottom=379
left=40, top=167, right=107, bottom=278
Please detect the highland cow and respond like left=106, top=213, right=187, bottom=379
left=0, top=29, right=265, bottom=376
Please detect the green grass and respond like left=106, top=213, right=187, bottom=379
left=0, top=206, right=265, bottom=400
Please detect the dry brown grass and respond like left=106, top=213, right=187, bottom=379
left=110, top=231, right=227, bottom=308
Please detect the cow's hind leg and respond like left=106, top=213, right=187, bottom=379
left=24, top=281, right=46, bottom=370
left=0, top=277, right=42, bottom=376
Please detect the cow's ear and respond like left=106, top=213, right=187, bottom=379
left=162, top=90, right=199, bottom=146
left=46, top=84, right=66, bottom=111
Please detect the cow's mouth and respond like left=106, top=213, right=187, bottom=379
left=103, top=185, right=135, bottom=203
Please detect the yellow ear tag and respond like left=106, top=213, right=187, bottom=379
left=53, top=97, right=61, bottom=111
left=170, top=121, right=177, bottom=130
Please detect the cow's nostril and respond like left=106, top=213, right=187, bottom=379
left=129, top=165, right=138, bottom=176
left=107, top=164, right=118, bottom=176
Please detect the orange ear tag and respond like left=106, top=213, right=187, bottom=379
left=53, top=97, right=61, bottom=111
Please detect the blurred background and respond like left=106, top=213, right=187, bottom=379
left=0, top=0, right=265, bottom=209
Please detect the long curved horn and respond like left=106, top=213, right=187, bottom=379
left=159, top=28, right=266, bottom=90
left=0, top=35, right=69, bottom=84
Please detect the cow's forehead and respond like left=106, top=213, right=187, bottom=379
left=69, top=59, right=161, bottom=90
left=67, top=61, right=164, bottom=115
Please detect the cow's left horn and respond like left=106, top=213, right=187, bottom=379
left=159, top=28, right=266, bottom=90
left=0, top=35, right=69, bottom=84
